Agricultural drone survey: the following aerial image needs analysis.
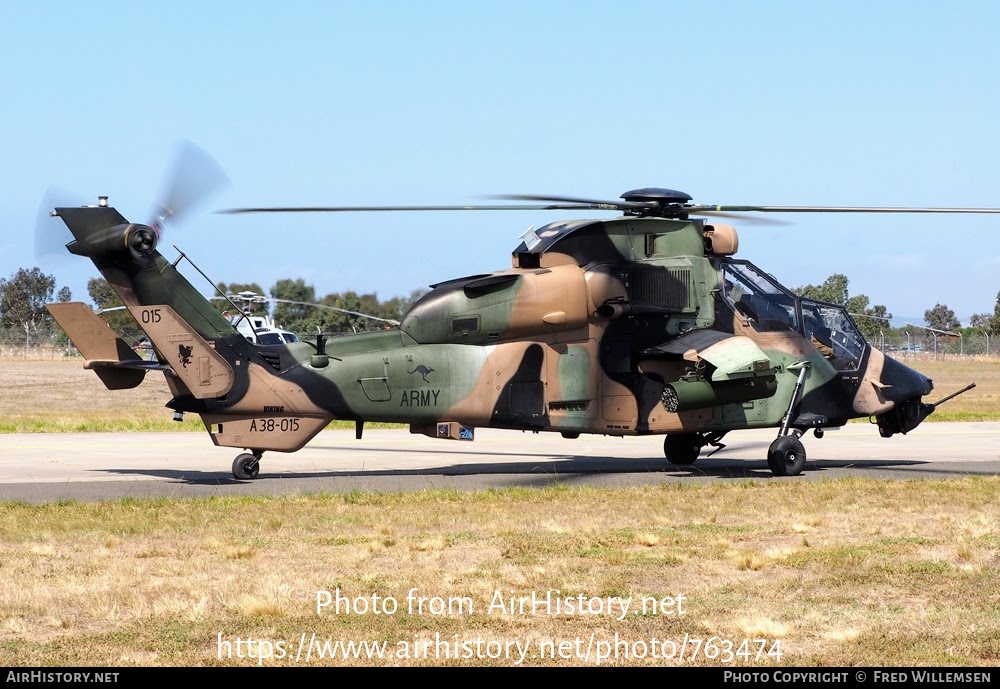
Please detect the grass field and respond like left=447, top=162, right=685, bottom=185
left=0, top=359, right=387, bottom=432
left=1, top=481, right=997, bottom=667
left=0, top=356, right=998, bottom=667
left=901, top=356, right=1000, bottom=421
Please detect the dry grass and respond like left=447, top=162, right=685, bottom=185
left=0, top=359, right=397, bottom=432
left=0, top=480, right=997, bottom=667
left=1, top=359, right=999, bottom=667
left=0, top=358, right=183, bottom=432
left=902, top=356, right=1000, bottom=421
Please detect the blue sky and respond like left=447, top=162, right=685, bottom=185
left=2, top=1, right=999, bottom=325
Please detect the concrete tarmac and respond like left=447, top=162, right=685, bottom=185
left=0, top=423, right=997, bottom=502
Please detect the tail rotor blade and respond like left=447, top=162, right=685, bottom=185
left=153, top=141, right=229, bottom=229
left=34, top=186, right=77, bottom=263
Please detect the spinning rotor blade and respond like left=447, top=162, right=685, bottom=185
left=489, top=193, right=651, bottom=211
left=152, top=141, right=229, bottom=229
left=221, top=192, right=654, bottom=215
left=485, top=194, right=789, bottom=223
left=685, top=204, right=1000, bottom=215
left=35, top=142, right=229, bottom=266
left=219, top=185, right=1000, bottom=221
left=34, top=186, right=76, bottom=262
left=272, top=298, right=400, bottom=325
left=677, top=210, right=788, bottom=226
left=220, top=203, right=612, bottom=214
left=213, top=294, right=400, bottom=326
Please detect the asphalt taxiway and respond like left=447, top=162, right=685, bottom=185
left=0, top=422, right=996, bottom=502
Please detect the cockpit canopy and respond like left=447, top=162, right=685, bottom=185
left=721, top=261, right=867, bottom=370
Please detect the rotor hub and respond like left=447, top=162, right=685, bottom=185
left=620, top=188, right=693, bottom=217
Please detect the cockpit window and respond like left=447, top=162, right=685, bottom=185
left=721, top=261, right=867, bottom=370
left=722, top=263, right=798, bottom=332
left=800, top=301, right=866, bottom=371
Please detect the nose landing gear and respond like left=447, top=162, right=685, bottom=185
left=768, top=361, right=820, bottom=477
left=767, top=435, right=806, bottom=477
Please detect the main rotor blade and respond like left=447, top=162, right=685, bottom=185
left=686, top=210, right=788, bottom=226
left=489, top=193, right=652, bottom=210
left=685, top=204, right=1000, bottom=214
left=219, top=204, right=608, bottom=214
left=220, top=196, right=1000, bottom=217
left=271, top=298, right=400, bottom=325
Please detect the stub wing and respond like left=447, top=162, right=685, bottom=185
left=641, top=329, right=776, bottom=379
left=642, top=329, right=780, bottom=413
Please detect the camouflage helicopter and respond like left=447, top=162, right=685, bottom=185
left=45, top=154, right=992, bottom=479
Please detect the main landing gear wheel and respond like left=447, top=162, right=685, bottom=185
left=767, top=436, right=806, bottom=477
left=232, top=452, right=261, bottom=480
left=664, top=434, right=701, bottom=465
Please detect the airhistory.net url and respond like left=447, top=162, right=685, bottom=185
left=217, top=632, right=783, bottom=665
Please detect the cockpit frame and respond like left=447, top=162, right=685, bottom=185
left=720, top=260, right=869, bottom=372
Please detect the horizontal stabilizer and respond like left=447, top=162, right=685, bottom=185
left=45, top=302, right=148, bottom=390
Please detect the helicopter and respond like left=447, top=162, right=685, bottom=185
left=44, top=155, right=994, bottom=479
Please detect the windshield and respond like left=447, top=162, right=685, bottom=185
left=722, top=261, right=867, bottom=370
left=800, top=301, right=866, bottom=371
left=722, top=263, right=798, bottom=332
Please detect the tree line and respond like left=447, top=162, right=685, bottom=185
left=792, top=273, right=891, bottom=341
left=214, top=279, right=428, bottom=337
left=78, top=276, right=428, bottom=343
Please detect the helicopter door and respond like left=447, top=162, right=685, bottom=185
left=600, top=341, right=637, bottom=429
left=545, top=340, right=598, bottom=427
left=491, top=342, right=548, bottom=428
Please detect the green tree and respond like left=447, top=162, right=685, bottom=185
left=969, top=290, right=1000, bottom=336
left=968, top=311, right=997, bottom=335
left=313, top=288, right=429, bottom=334
left=271, top=278, right=318, bottom=333
left=923, top=303, right=960, bottom=332
left=795, top=274, right=850, bottom=306
left=382, top=288, right=428, bottom=321
left=261, top=279, right=429, bottom=336
left=0, top=267, right=57, bottom=333
left=315, top=290, right=369, bottom=334
left=794, top=274, right=891, bottom=341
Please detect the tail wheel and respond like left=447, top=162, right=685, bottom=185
left=767, top=436, right=806, bottom=476
left=664, top=434, right=701, bottom=465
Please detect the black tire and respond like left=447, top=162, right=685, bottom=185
left=664, top=434, right=700, bottom=465
left=767, top=436, right=806, bottom=476
left=232, top=453, right=260, bottom=480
